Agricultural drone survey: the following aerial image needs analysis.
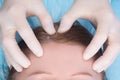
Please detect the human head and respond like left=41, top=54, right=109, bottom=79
left=9, top=22, right=104, bottom=80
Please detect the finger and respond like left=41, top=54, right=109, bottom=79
left=17, top=17, right=43, bottom=57
left=93, top=44, right=120, bottom=73
left=32, top=2, right=56, bottom=35
left=4, top=50, right=12, bottom=69
left=5, top=51, right=23, bottom=72
left=2, top=32, right=31, bottom=68
left=58, top=0, right=89, bottom=33
left=5, top=59, right=11, bottom=69
left=7, top=54, right=23, bottom=72
left=58, top=6, right=80, bottom=33
left=5, top=58, right=12, bottom=70
left=11, top=61, right=23, bottom=72
left=83, top=27, right=108, bottom=60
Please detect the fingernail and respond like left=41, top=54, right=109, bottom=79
left=16, top=67, right=23, bottom=72
left=35, top=48, right=43, bottom=57
left=44, top=22, right=56, bottom=35
left=33, top=42, right=43, bottom=57
left=58, top=23, right=67, bottom=33
left=83, top=53, right=91, bottom=60
left=23, top=60, right=31, bottom=68
left=93, top=64, right=103, bottom=73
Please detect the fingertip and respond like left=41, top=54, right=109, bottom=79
left=14, top=66, right=23, bottom=72
left=23, top=61, right=31, bottom=68
left=32, top=42, right=43, bottom=57
left=93, top=63, right=103, bottom=73
left=92, top=59, right=105, bottom=73
left=41, top=18, right=56, bottom=35
left=58, top=22, right=70, bottom=33
left=35, top=47, right=43, bottom=57
left=83, top=53, right=91, bottom=60
left=57, top=24, right=65, bottom=33
left=16, top=67, right=23, bottom=72
left=20, top=58, right=31, bottom=68
left=83, top=50, right=93, bottom=60
left=44, top=22, right=56, bottom=35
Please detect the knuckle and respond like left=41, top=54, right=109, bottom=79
left=17, top=26, right=32, bottom=35
left=62, top=14, right=75, bottom=23
left=7, top=5, right=25, bottom=15
left=40, top=14, right=52, bottom=23
left=2, top=37, right=10, bottom=47
left=8, top=5, right=18, bottom=13
left=40, top=13, right=51, bottom=20
left=2, top=36, right=15, bottom=47
left=5, top=27, right=16, bottom=37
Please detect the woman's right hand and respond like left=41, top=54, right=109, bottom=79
left=0, top=0, right=56, bottom=72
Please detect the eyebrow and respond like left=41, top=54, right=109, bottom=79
left=28, top=71, right=92, bottom=77
left=28, top=70, right=52, bottom=77
left=71, top=72, right=93, bottom=77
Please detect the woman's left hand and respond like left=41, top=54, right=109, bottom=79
left=58, top=0, right=120, bottom=73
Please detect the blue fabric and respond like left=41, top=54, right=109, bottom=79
left=106, top=0, right=120, bottom=80
left=0, top=45, right=9, bottom=80
left=0, top=0, right=120, bottom=80
left=0, top=0, right=3, bottom=9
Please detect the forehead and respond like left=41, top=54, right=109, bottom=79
left=14, top=42, right=103, bottom=80
left=26, top=42, right=94, bottom=75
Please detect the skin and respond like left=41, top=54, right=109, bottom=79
left=13, top=42, right=103, bottom=80
left=58, top=0, right=120, bottom=73
left=0, top=0, right=119, bottom=73
left=0, top=0, right=55, bottom=72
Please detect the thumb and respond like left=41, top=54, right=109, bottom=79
left=58, top=1, right=88, bottom=33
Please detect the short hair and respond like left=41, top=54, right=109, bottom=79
left=8, top=21, right=103, bottom=79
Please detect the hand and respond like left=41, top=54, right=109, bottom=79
left=0, top=0, right=56, bottom=72
left=58, top=0, right=120, bottom=72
